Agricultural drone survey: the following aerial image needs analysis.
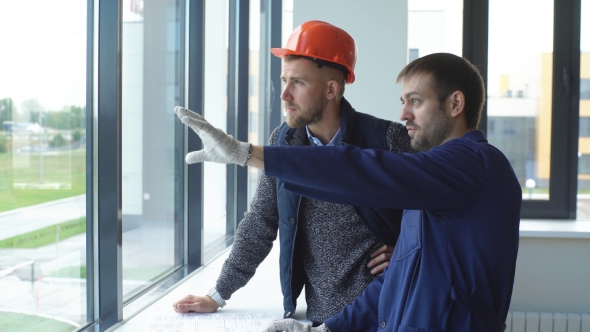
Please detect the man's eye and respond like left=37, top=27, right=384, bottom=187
left=412, top=99, right=420, bottom=104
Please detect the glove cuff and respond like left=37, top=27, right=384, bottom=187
left=241, top=143, right=253, bottom=167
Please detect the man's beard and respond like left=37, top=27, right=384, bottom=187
left=285, top=96, right=327, bottom=128
left=409, top=108, right=452, bottom=152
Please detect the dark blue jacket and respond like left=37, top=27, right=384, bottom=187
left=265, top=130, right=521, bottom=331
left=275, top=98, right=404, bottom=319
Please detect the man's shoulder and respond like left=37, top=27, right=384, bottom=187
left=269, top=123, right=289, bottom=145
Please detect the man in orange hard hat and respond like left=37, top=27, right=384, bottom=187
left=172, top=20, right=414, bottom=325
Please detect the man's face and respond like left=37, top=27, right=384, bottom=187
left=280, top=58, right=328, bottom=128
left=399, top=73, right=452, bottom=152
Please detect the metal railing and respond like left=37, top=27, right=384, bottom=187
left=0, top=259, right=35, bottom=288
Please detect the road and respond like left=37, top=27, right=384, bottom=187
left=0, top=195, right=86, bottom=241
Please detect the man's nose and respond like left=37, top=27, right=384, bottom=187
left=281, top=85, right=292, bottom=101
left=399, top=105, right=412, bottom=122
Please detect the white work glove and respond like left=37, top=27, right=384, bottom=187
left=174, top=106, right=251, bottom=166
left=262, top=319, right=329, bottom=332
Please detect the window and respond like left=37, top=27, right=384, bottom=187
left=202, top=0, right=231, bottom=259
left=580, top=117, right=590, bottom=137
left=247, top=0, right=283, bottom=203
left=121, top=0, right=184, bottom=301
left=249, top=0, right=262, bottom=203
left=0, top=1, right=88, bottom=330
left=582, top=79, right=590, bottom=99
left=488, top=0, right=554, bottom=201
left=409, top=48, right=420, bottom=62
left=485, top=0, right=584, bottom=219
left=407, top=0, right=463, bottom=59
left=579, top=154, right=590, bottom=174
left=0, top=0, right=280, bottom=329
left=577, top=0, right=590, bottom=218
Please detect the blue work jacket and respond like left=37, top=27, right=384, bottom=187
left=275, top=98, right=404, bottom=319
left=265, top=130, right=521, bottom=331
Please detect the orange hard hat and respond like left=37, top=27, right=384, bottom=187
left=270, top=20, right=357, bottom=83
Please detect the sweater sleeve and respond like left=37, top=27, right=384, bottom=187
left=215, top=128, right=281, bottom=300
left=386, top=122, right=415, bottom=154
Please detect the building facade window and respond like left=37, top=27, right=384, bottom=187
left=580, top=117, right=590, bottom=137
left=581, top=79, right=590, bottom=99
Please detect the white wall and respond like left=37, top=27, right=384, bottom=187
left=292, top=0, right=407, bottom=122
left=510, top=236, right=590, bottom=313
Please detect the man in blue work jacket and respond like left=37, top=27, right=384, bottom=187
left=174, top=52, right=522, bottom=332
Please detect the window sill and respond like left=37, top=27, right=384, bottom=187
left=519, top=219, right=590, bottom=239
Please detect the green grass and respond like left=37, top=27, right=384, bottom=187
left=123, top=266, right=174, bottom=282
left=44, top=266, right=174, bottom=282
left=0, top=218, right=85, bottom=249
left=0, top=150, right=85, bottom=213
left=46, top=266, right=86, bottom=279
left=0, top=311, right=78, bottom=332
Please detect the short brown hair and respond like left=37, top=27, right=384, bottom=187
left=396, top=53, right=485, bottom=130
left=284, top=55, right=346, bottom=97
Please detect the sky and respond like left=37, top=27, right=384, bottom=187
left=0, top=1, right=87, bottom=113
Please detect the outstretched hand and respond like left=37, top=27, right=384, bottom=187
left=174, top=106, right=251, bottom=166
left=262, top=319, right=329, bottom=332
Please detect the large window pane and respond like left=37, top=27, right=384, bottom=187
left=407, top=0, right=463, bottom=61
left=0, top=1, right=87, bottom=330
left=121, top=0, right=183, bottom=301
left=248, top=0, right=262, bottom=204
left=487, top=0, right=554, bottom=200
left=577, top=0, right=590, bottom=218
left=203, top=0, right=230, bottom=256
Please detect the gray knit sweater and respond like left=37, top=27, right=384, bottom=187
left=216, top=121, right=413, bottom=322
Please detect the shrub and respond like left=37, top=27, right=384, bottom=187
left=72, top=129, right=82, bottom=142
left=0, top=133, right=7, bottom=153
left=49, top=133, right=66, bottom=147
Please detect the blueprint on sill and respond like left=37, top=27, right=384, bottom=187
left=143, top=312, right=281, bottom=332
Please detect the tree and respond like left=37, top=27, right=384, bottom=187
left=21, top=99, right=45, bottom=123
left=49, top=133, right=66, bottom=148
left=0, top=98, right=13, bottom=130
left=69, top=105, right=86, bottom=130
left=0, top=133, right=7, bottom=153
left=42, top=105, right=85, bottom=130
left=72, top=129, right=82, bottom=142
left=45, top=111, right=71, bottom=130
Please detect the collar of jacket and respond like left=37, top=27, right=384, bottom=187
left=283, top=97, right=357, bottom=147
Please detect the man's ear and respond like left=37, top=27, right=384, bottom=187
left=449, top=90, right=465, bottom=118
left=326, top=80, right=340, bottom=100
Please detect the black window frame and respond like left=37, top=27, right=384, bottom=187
left=464, top=0, right=581, bottom=219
